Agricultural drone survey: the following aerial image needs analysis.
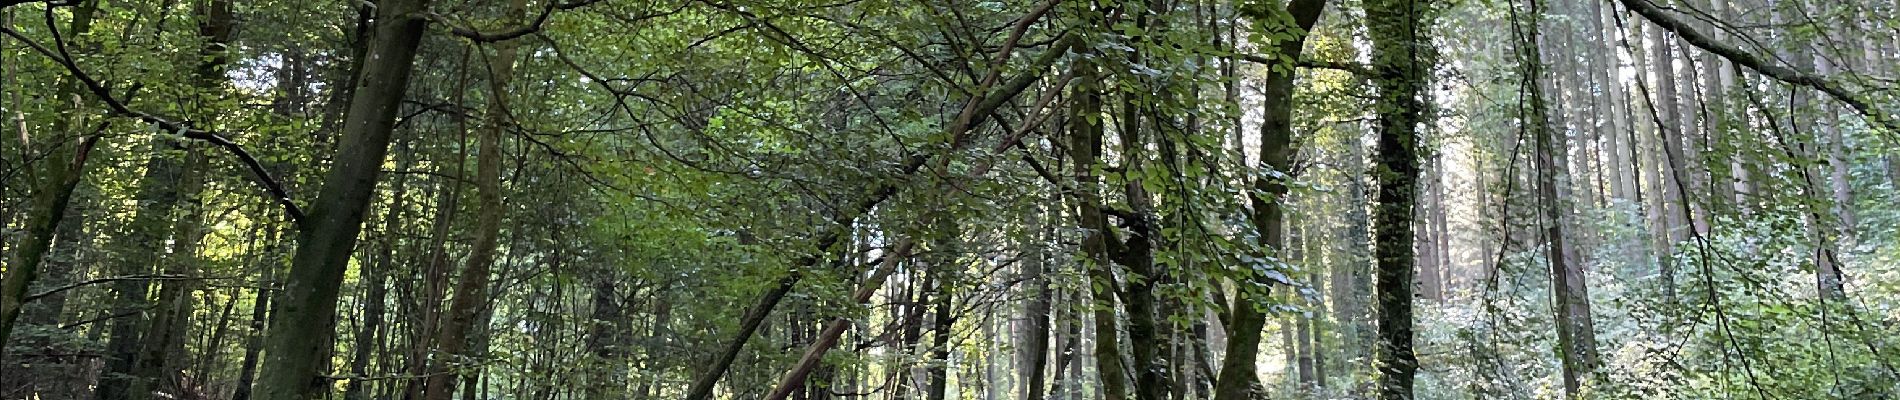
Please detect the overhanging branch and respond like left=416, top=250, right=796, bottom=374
left=444, top=0, right=610, bottom=43
left=0, top=10, right=306, bottom=225
left=1614, top=0, right=1900, bottom=138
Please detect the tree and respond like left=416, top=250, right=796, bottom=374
left=1213, top=1, right=1328, bottom=399
left=251, top=0, right=435, bottom=397
left=1363, top=0, right=1432, bottom=397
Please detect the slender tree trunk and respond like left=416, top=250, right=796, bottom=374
left=763, top=241, right=913, bottom=400
left=1212, top=2, right=1326, bottom=399
left=926, top=256, right=955, bottom=400
left=584, top=273, right=630, bottom=399
left=232, top=227, right=281, bottom=400
left=125, top=3, right=234, bottom=395
left=131, top=154, right=210, bottom=398
left=0, top=0, right=103, bottom=355
left=422, top=2, right=524, bottom=396
left=252, top=0, right=435, bottom=397
left=1021, top=209, right=1053, bottom=400
left=1648, top=14, right=1690, bottom=247
left=1069, top=57, right=1132, bottom=400
left=1594, top=0, right=1635, bottom=208
left=1517, top=1, right=1601, bottom=395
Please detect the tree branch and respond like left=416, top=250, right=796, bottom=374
left=1613, top=0, right=1900, bottom=137
left=24, top=274, right=215, bottom=302
left=1238, top=53, right=1372, bottom=76
left=444, top=0, right=609, bottom=43
left=0, top=12, right=306, bottom=225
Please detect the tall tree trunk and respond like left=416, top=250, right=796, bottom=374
left=763, top=241, right=913, bottom=400
left=126, top=2, right=234, bottom=395
left=1292, top=219, right=1316, bottom=394
left=1069, top=58, right=1132, bottom=400
left=423, top=2, right=525, bottom=396
left=1516, top=0, right=1600, bottom=395
left=1212, top=2, right=1326, bottom=399
left=96, top=2, right=232, bottom=394
left=925, top=256, right=955, bottom=400
left=681, top=31, right=1072, bottom=400
left=232, top=227, right=282, bottom=400
left=1430, top=159, right=1451, bottom=294
left=1020, top=208, right=1053, bottom=400
left=1365, top=0, right=1429, bottom=396
left=1647, top=14, right=1691, bottom=250
left=131, top=154, right=210, bottom=398
left=0, top=0, right=102, bottom=354
left=584, top=272, right=631, bottom=399
left=405, top=120, right=467, bottom=400
left=252, top=0, right=435, bottom=397
left=1626, top=20, right=1676, bottom=301
left=1594, top=0, right=1635, bottom=209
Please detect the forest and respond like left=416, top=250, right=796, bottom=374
left=2, top=0, right=1897, bottom=398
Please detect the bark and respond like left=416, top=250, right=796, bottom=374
left=405, top=125, right=468, bottom=400
left=1117, top=80, right=1166, bottom=400
left=15, top=183, right=86, bottom=331
left=926, top=260, right=955, bottom=400
left=1346, top=126, right=1378, bottom=398
left=584, top=274, right=631, bottom=399
left=251, top=0, right=435, bottom=397
left=0, top=0, right=102, bottom=352
left=1594, top=0, right=1635, bottom=206
left=126, top=2, right=234, bottom=395
left=1516, top=1, right=1600, bottom=395
left=130, top=154, right=210, bottom=398
left=422, top=1, right=526, bottom=398
left=1416, top=164, right=1443, bottom=302
left=1672, top=34, right=1709, bottom=235
left=1365, top=0, right=1429, bottom=397
left=1647, top=15, right=1691, bottom=250
left=1627, top=21, right=1675, bottom=301
left=1430, top=159, right=1450, bottom=295
left=1020, top=209, right=1053, bottom=400
left=88, top=1, right=223, bottom=395
left=1815, top=45, right=1854, bottom=232
left=96, top=144, right=188, bottom=400
left=232, top=227, right=281, bottom=400
left=1212, top=2, right=1327, bottom=399
left=1071, top=59, right=1131, bottom=400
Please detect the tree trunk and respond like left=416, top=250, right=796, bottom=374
left=251, top=0, right=435, bottom=397
left=130, top=154, right=210, bottom=398
left=1365, top=0, right=1429, bottom=396
left=1021, top=208, right=1053, bottom=400
left=1068, top=58, right=1132, bottom=400
left=422, top=3, right=524, bottom=395
left=1517, top=1, right=1601, bottom=395
left=232, top=227, right=281, bottom=400
left=0, top=0, right=103, bottom=355
left=1213, top=2, right=1326, bottom=399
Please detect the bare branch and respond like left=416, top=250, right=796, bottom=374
left=444, top=0, right=609, bottom=43
left=1614, top=0, right=1900, bottom=138
left=25, top=274, right=222, bottom=302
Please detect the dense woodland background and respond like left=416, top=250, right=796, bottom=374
left=2, top=0, right=1898, bottom=399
